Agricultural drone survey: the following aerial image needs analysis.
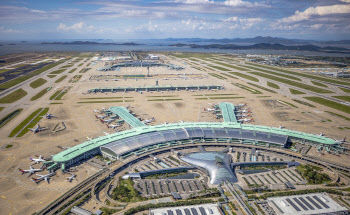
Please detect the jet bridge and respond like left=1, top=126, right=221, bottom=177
left=108, top=106, right=145, bottom=128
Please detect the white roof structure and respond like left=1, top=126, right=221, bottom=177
left=150, top=203, right=222, bottom=215
left=267, top=193, right=348, bottom=215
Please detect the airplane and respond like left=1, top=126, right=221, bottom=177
left=66, top=173, right=77, bottom=182
left=29, top=155, right=45, bottom=164
left=238, top=118, right=253, bottom=122
left=103, top=132, right=110, bottom=136
left=32, top=172, right=56, bottom=184
left=335, top=137, right=346, bottom=144
left=19, top=166, right=43, bottom=176
left=93, top=110, right=100, bottom=113
left=204, top=108, right=215, bottom=112
left=279, top=125, right=285, bottom=129
left=100, top=118, right=115, bottom=124
left=107, top=124, right=122, bottom=129
left=318, top=132, right=324, bottom=136
left=236, top=109, right=251, bottom=113
left=179, top=120, right=184, bottom=123
left=86, top=136, right=93, bottom=141
left=29, top=124, right=49, bottom=133
left=237, top=103, right=247, bottom=107
left=41, top=113, right=57, bottom=119
left=237, top=114, right=251, bottom=118
left=95, top=115, right=108, bottom=119
left=142, top=117, right=155, bottom=124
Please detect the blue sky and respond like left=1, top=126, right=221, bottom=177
left=0, top=0, right=349, bottom=40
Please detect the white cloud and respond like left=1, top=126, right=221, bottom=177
left=0, top=26, right=20, bottom=33
left=57, top=22, right=94, bottom=32
left=223, top=16, right=264, bottom=29
left=281, top=4, right=350, bottom=23
left=339, top=0, right=350, bottom=3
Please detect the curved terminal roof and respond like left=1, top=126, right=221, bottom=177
left=181, top=152, right=237, bottom=184
left=52, top=122, right=337, bottom=163
left=88, top=85, right=223, bottom=93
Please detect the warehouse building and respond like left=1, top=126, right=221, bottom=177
left=149, top=203, right=222, bottom=215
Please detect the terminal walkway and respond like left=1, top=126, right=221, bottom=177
left=109, top=106, right=145, bottom=128
left=218, top=102, right=238, bottom=123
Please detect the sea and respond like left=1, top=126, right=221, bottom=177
left=1, top=40, right=350, bottom=57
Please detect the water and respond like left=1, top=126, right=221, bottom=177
left=1, top=40, right=350, bottom=57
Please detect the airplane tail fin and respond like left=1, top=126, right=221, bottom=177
left=19, top=168, right=25, bottom=173
left=29, top=156, right=34, bottom=161
left=204, top=108, right=206, bottom=111
left=31, top=178, right=38, bottom=183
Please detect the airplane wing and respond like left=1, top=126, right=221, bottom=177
left=36, top=174, right=44, bottom=177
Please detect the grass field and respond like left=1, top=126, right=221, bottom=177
left=9, top=108, right=43, bottom=137
left=207, top=65, right=231, bottom=71
left=211, top=61, right=249, bottom=71
left=30, top=87, right=50, bottom=101
left=77, top=100, right=134, bottom=103
left=0, top=107, right=4, bottom=112
left=248, top=83, right=276, bottom=93
left=77, top=63, right=83, bottom=67
left=192, top=93, right=237, bottom=96
left=332, top=96, right=350, bottom=102
left=69, top=75, right=82, bottom=83
left=339, top=87, right=350, bottom=93
left=311, top=81, right=328, bottom=88
left=267, top=82, right=280, bottom=89
left=147, top=99, right=183, bottom=101
left=29, top=78, right=47, bottom=88
left=195, top=97, right=245, bottom=100
left=278, top=100, right=298, bottom=108
left=49, top=69, right=66, bottom=75
left=147, top=95, right=179, bottom=97
left=242, top=65, right=302, bottom=81
left=246, top=62, right=350, bottom=86
left=80, top=97, right=133, bottom=99
left=249, top=72, right=334, bottom=93
left=220, top=73, right=238, bottom=79
left=289, top=88, right=306, bottom=94
left=47, top=75, right=56, bottom=78
left=68, top=68, right=77, bottom=73
left=304, top=97, right=350, bottom=114
left=17, top=108, right=49, bottom=137
left=0, top=109, right=22, bottom=129
left=232, top=83, right=262, bottom=94
left=325, top=111, right=350, bottom=121
left=229, top=72, right=259, bottom=82
left=292, top=99, right=316, bottom=107
left=208, top=73, right=227, bottom=80
left=0, top=88, right=27, bottom=103
left=55, top=75, right=67, bottom=83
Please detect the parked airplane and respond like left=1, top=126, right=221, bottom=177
left=238, top=118, right=253, bottom=122
left=142, top=117, right=155, bottom=124
left=29, top=155, right=45, bottom=164
left=32, top=172, right=56, bottom=184
left=103, top=132, right=110, bottom=136
left=19, top=166, right=43, bottom=176
left=93, top=110, right=100, bottom=113
left=318, top=132, right=324, bottom=136
left=236, top=109, right=251, bottom=113
left=100, top=118, right=115, bottom=124
left=29, top=124, right=49, bottom=133
left=237, top=103, right=247, bottom=107
left=237, top=114, right=251, bottom=118
left=107, top=124, right=122, bottom=129
left=279, top=125, right=285, bottom=129
left=86, top=136, right=93, bottom=141
left=204, top=108, right=215, bottom=112
left=335, top=137, right=346, bottom=143
left=95, top=115, right=108, bottom=119
left=41, top=113, right=57, bottom=119
left=66, top=173, right=77, bottom=182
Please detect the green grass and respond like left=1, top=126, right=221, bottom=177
left=325, top=111, right=350, bottom=121
left=0, top=69, right=9, bottom=73
left=0, top=109, right=22, bottom=129
left=9, top=108, right=43, bottom=137
left=339, top=87, right=350, bottom=93
left=311, top=81, right=328, bottom=88
left=77, top=100, right=134, bottom=103
left=68, top=68, right=77, bottom=73
left=50, top=89, right=68, bottom=100
left=29, top=78, right=47, bottom=88
left=207, top=65, right=231, bottom=71
left=50, top=102, right=63, bottom=104
left=232, top=83, right=262, bottom=94
left=278, top=100, right=298, bottom=108
left=54, top=75, right=67, bottom=83
left=267, top=82, right=280, bottom=89
left=220, top=73, right=238, bottom=79
left=208, top=73, right=227, bottom=80
left=332, top=96, right=350, bottom=102
left=192, top=93, right=237, bottom=96
left=147, top=95, right=179, bottom=97
left=229, top=72, right=259, bottom=82
left=249, top=72, right=334, bottom=93
left=292, top=99, right=316, bottom=107
left=242, top=65, right=302, bottom=81
left=47, top=75, right=56, bottom=78
left=77, top=63, right=83, bottom=67
left=0, top=88, right=27, bottom=103
left=195, top=97, right=245, bottom=100
left=17, top=108, right=49, bottom=137
left=30, top=87, right=50, bottom=101
left=69, top=75, right=82, bottom=83
left=147, top=99, right=183, bottom=101
left=304, top=97, right=350, bottom=114
left=81, top=97, right=133, bottom=99
left=49, top=69, right=66, bottom=75
left=0, top=107, right=4, bottom=112
left=211, top=62, right=249, bottom=71
left=248, top=83, right=276, bottom=93
left=246, top=62, right=350, bottom=86
left=289, top=88, right=306, bottom=94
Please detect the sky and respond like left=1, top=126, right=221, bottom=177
left=0, top=0, right=350, bottom=40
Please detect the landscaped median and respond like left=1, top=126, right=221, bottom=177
left=0, top=88, right=27, bottom=103
left=304, top=97, right=350, bottom=114
left=9, top=108, right=49, bottom=137
left=31, top=87, right=51, bottom=101
left=0, top=109, right=23, bottom=129
left=29, top=78, right=47, bottom=88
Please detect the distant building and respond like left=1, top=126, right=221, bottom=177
left=147, top=54, right=159, bottom=60
left=70, top=206, right=92, bottom=215
left=149, top=203, right=222, bottom=215
left=267, top=193, right=348, bottom=215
